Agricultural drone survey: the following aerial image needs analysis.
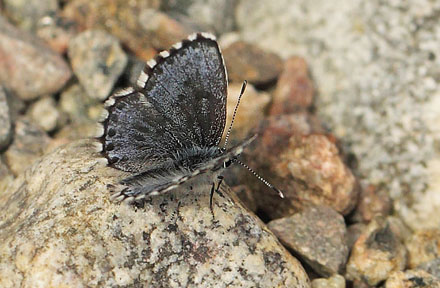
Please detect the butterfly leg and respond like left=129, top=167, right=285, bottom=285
left=209, top=183, right=215, bottom=217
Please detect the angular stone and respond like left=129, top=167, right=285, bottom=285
left=0, top=86, right=12, bottom=150
left=224, top=83, right=271, bottom=143
left=346, top=217, right=407, bottom=286
left=0, top=140, right=311, bottom=288
left=406, top=229, right=440, bottom=268
left=68, top=30, right=128, bottom=100
left=268, top=205, right=349, bottom=276
left=3, top=0, right=58, bottom=31
left=223, top=41, right=283, bottom=85
left=385, top=270, right=440, bottom=288
left=28, top=97, right=64, bottom=132
left=270, top=56, right=314, bottom=115
left=0, top=16, right=72, bottom=100
left=4, top=118, right=50, bottom=175
left=311, top=274, right=345, bottom=288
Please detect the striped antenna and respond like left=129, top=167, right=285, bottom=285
left=223, top=80, right=247, bottom=150
left=233, top=158, right=285, bottom=199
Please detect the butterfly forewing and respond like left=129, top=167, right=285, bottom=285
left=101, top=33, right=227, bottom=173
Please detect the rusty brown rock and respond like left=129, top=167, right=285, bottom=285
left=268, top=205, right=349, bottom=277
left=406, top=229, right=440, bottom=268
left=346, top=223, right=366, bottom=251
left=270, top=56, right=314, bottom=115
left=0, top=16, right=72, bottom=100
left=346, top=217, right=407, bottom=286
left=223, top=41, right=283, bottom=85
left=36, top=14, right=78, bottom=54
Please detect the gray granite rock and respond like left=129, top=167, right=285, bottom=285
left=3, top=0, right=59, bottom=31
left=0, top=16, right=72, bottom=101
left=68, top=30, right=128, bottom=100
left=0, top=86, right=12, bottom=150
left=0, top=140, right=311, bottom=288
left=236, top=0, right=440, bottom=231
left=268, top=205, right=349, bottom=277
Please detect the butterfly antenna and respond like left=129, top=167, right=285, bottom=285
left=223, top=80, right=247, bottom=150
left=232, top=158, right=285, bottom=198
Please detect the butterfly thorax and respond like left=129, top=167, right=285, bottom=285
left=172, top=145, right=223, bottom=171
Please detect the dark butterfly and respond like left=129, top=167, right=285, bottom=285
left=95, top=32, right=282, bottom=203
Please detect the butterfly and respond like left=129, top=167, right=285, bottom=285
left=95, top=32, right=283, bottom=204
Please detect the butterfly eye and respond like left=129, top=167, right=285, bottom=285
left=223, top=160, right=232, bottom=168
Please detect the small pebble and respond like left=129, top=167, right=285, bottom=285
left=0, top=86, right=12, bottom=150
left=312, top=274, right=345, bottom=288
left=3, top=0, right=58, bottom=31
left=406, top=229, right=440, bottom=268
left=29, top=97, right=63, bottom=132
left=385, top=270, right=440, bottom=288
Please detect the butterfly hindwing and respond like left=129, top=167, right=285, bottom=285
left=109, top=136, right=255, bottom=202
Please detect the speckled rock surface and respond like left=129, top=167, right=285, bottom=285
left=236, top=0, right=440, bottom=231
left=346, top=217, right=407, bottom=286
left=0, top=86, right=12, bottom=150
left=0, top=159, right=14, bottom=194
left=0, top=16, right=72, bottom=100
left=68, top=30, right=128, bottom=100
left=406, top=229, right=440, bottom=269
left=417, top=258, right=440, bottom=279
left=268, top=205, right=349, bottom=277
left=0, top=140, right=310, bottom=288
left=385, top=270, right=440, bottom=288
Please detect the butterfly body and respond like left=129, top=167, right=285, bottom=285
left=96, top=32, right=252, bottom=202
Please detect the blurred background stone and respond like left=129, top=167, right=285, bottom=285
left=270, top=56, right=314, bottom=115
left=224, top=83, right=271, bottom=143
left=236, top=0, right=440, bottom=231
left=4, top=118, right=50, bottom=175
left=0, top=159, right=14, bottom=195
left=36, top=14, right=78, bottom=54
left=350, top=184, right=393, bottom=223
left=59, top=83, right=102, bottom=124
left=68, top=30, right=128, bottom=100
left=416, top=258, right=440, bottom=279
left=268, top=205, right=348, bottom=277
left=223, top=41, right=283, bottom=86
left=161, top=0, right=237, bottom=34
left=28, top=97, right=65, bottom=133
left=2, top=0, right=59, bottom=32
left=0, top=87, right=12, bottom=151
left=406, top=229, right=440, bottom=269
left=0, top=16, right=71, bottom=101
